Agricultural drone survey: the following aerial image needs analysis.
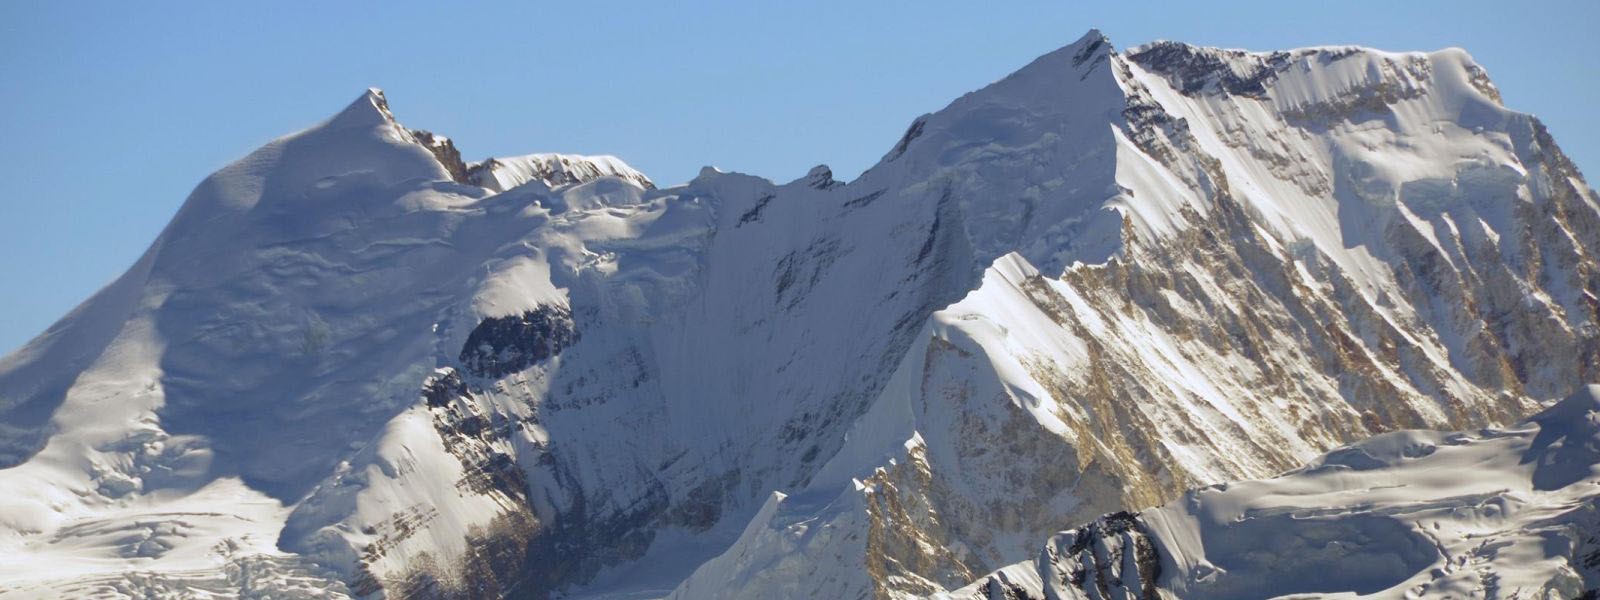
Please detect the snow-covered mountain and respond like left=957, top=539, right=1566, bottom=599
left=1, top=29, right=1597, bottom=599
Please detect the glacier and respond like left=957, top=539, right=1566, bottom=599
left=942, top=386, right=1600, bottom=599
left=0, top=29, right=1597, bottom=599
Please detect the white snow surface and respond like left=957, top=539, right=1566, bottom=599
left=942, top=385, right=1600, bottom=599
left=1, top=30, right=1598, bottom=599
left=468, top=153, right=655, bottom=193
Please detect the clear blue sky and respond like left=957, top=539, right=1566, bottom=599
left=2, top=1, right=1596, bottom=355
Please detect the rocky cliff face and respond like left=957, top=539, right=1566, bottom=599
left=0, top=30, right=1597, bottom=600
left=670, top=31, right=1600, bottom=598
left=943, top=386, right=1600, bottom=600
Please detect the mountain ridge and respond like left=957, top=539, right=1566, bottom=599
left=0, top=29, right=1597, bottom=599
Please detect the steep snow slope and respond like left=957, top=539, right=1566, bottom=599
left=0, top=30, right=1597, bottom=599
left=0, top=85, right=977, bottom=598
left=668, top=31, right=1600, bottom=599
left=943, top=385, right=1600, bottom=600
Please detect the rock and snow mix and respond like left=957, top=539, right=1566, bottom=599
left=0, top=30, right=1598, bottom=599
left=944, top=386, right=1600, bottom=600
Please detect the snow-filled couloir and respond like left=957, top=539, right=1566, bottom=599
left=0, top=29, right=1598, bottom=599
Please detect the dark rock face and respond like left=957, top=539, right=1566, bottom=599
left=955, top=511, right=1164, bottom=600
left=458, top=306, right=578, bottom=379
left=1046, top=511, right=1162, bottom=600
left=422, top=368, right=468, bottom=408
left=979, top=577, right=1041, bottom=600
left=737, top=194, right=775, bottom=226
left=374, top=366, right=675, bottom=600
left=1071, top=33, right=1110, bottom=76
left=424, top=370, right=674, bottom=598
left=407, top=128, right=473, bottom=184
left=886, top=116, right=927, bottom=161
left=804, top=165, right=838, bottom=190
left=1128, top=41, right=1290, bottom=98
left=1072, top=36, right=1107, bottom=67
left=352, top=368, right=544, bottom=600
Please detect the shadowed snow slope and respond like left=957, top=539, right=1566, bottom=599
left=943, top=385, right=1600, bottom=600
left=1, top=29, right=1599, bottom=599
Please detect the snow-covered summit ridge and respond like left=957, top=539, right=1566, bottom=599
left=326, top=87, right=400, bottom=128
left=324, top=86, right=654, bottom=194
left=465, top=152, right=655, bottom=192
left=666, top=29, right=1600, bottom=600
left=1125, top=37, right=1504, bottom=103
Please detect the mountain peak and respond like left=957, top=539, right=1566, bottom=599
left=800, top=164, right=837, bottom=189
left=1051, top=28, right=1115, bottom=69
left=1070, top=28, right=1110, bottom=50
left=5, top=29, right=1599, bottom=600
left=325, top=86, right=400, bottom=130
left=983, top=27, right=1117, bottom=93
